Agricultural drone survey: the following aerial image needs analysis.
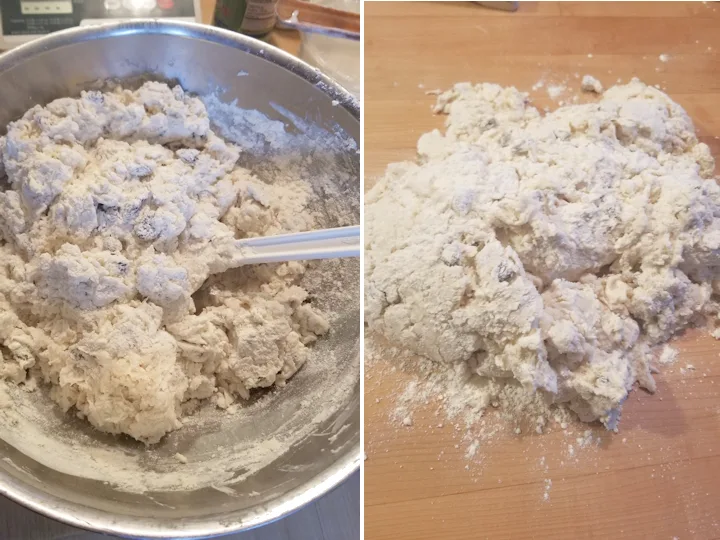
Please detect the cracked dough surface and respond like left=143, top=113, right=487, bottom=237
left=365, top=79, right=720, bottom=428
left=0, top=82, right=330, bottom=444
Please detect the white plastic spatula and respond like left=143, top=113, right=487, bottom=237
left=233, top=225, right=360, bottom=266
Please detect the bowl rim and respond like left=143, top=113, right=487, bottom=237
left=0, top=18, right=360, bottom=538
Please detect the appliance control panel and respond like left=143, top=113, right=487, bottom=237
left=0, top=0, right=199, bottom=46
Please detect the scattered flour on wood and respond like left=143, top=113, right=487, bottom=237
left=546, top=83, right=567, bottom=100
left=543, top=478, right=552, bottom=501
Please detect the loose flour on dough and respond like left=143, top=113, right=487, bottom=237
left=365, top=78, right=719, bottom=430
left=0, top=82, right=332, bottom=444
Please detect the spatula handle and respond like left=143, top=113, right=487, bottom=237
left=235, top=225, right=360, bottom=265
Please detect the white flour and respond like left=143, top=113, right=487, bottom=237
left=546, top=83, right=567, bottom=100
left=366, top=78, right=719, bottom=434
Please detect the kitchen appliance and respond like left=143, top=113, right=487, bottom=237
left=0, top=0, right=201, bottom=48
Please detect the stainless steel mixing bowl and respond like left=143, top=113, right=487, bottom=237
left=0, top=21, right=359, bottom=538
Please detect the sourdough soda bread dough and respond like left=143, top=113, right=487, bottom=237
left=0, top=81, right=337, bottom=444
left=365, top=78, right=719, bottom=430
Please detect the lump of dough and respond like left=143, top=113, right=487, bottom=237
left=167, top=312, right=230, bottom=401
left=581, top=75, right=604, bottom=94
left=219, top=297, right=309, bottom=394
left=541, top=279, right=645, bottom=428
left=136, top=253, right=194, bottom=319
left=0, top=296, right=40, bottom=384
left=29, top=244, right=132, bottom=309
left=54, top=303, right=188, bottom=444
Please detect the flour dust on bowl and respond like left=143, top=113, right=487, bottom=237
left=0, top=21, right=359, bottom=538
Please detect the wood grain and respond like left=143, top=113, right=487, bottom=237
left=0, top=3, right=355, bottom=540
left=364, top=2, right=720, bottom=539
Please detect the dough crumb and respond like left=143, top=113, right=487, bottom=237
left=680, top=364, right=696, bottom=375
left=581, top=74, right=604, bottom=93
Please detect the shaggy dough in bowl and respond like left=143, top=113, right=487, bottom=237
left=0, top=82, right=333, bottom=444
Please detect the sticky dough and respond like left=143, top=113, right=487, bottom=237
left=0, top=82, right=328, bottom=444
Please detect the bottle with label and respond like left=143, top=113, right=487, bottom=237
left=213, top=0, right=279, bottom=37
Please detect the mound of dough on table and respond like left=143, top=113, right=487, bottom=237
left=365, top=79, right=720, bottom=428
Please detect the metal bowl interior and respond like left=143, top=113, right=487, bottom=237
left=0, top=21, right=359, bottom=538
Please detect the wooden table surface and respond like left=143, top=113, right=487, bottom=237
left=0, top=4, right=358, bottom=540
left=364, top=3, right=720, bottom=539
